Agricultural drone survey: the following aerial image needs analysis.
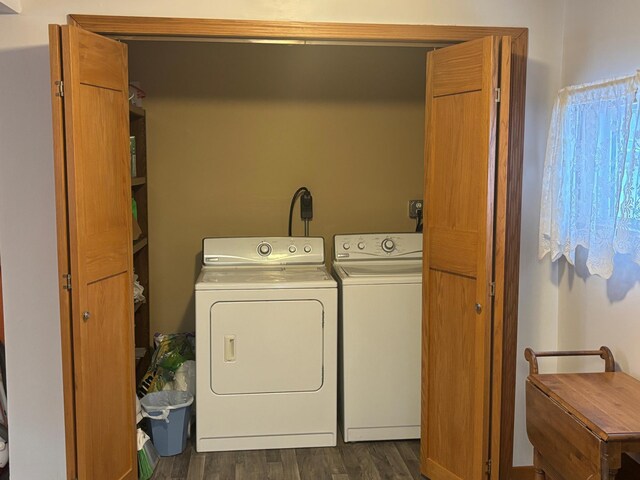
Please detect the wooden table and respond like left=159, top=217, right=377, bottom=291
left=524, top=347, right=640, bottom=480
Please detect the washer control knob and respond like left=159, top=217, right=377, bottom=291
left=258, top=243, right=272, bottom=256
left=304, top=245, right=312, bottom=253
left=357, top=242, right=366, bottom=250
left=288, top=245, right=297, bottom=253
left=382, top=238, right=395, bottom=252
left=342, top=242, right=350, bottom=250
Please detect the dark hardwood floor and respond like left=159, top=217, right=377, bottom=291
left=151, top=432, right=422, bottom=480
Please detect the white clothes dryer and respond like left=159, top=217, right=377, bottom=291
left=333, top=233, right=422, bottom=442
left=195, top=237, right=337, bottom=452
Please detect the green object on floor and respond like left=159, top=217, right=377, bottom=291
left=137, top=428, right=159, bottom=480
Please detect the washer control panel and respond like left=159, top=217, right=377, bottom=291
left=334, top=233, right=422, bottom=260
left=203, top=237, right=324, bottom=265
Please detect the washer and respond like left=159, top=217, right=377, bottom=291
left=333, top=232, right=422, bottom=442
left=195, top=237, right=337, bottom=452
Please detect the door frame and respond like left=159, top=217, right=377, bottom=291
left=55, top=15, right=527, bottom=480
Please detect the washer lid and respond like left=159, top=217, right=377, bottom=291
left=196, top=265, right=336, bottom=290
left=333, top=260, right=422, bottom=285
left=342, top=263, right=422, bottom=277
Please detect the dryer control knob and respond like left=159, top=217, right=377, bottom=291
left=357, top=242, right=366, bottom=250
left=342, top=242, right=350, bottom=250
left=304, top=245, right=312, bottom=253
left=288, top=245, right=297, bottom=253
left=258, top=243, right=272, bottom=256
left=382, top=238, right=395, bottom=252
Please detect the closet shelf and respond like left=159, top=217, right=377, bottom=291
left=133, top=237, right=148, bottom=255
left=134, top=301, right=144, bottom=313
left=129, top=104, right=145, bottom=118
left=131, top=176, right=146, bottom=187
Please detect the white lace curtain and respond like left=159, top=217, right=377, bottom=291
left=539, top=72, right=640, bottom=278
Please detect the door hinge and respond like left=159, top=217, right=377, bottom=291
left=55, top=80, right=64, bottom=97
left=489, top=282, right=495, bottom=297
left=495, top=87, right=501, bottom=103
left=485, top=459, right=492, bottom=476
left=63, top=273, right=72, bottom=291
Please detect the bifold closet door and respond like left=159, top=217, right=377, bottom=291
left=49, top=24, right=136, bottom=480
left=421, top=36, right=507, bottom=480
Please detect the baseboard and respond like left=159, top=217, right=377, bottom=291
left=510, top=466, right=534, bottom=480
left=509, top=454, right=640, bottom=480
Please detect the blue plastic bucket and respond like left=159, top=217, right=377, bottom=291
left=140, top=391, right=194, bottom=457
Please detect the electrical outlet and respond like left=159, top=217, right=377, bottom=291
left=408, top=199, right=424, bottom=219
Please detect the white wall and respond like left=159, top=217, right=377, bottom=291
left=0, top=0, right=565, bottom=476
left=556, top=0, right=640, bottom=378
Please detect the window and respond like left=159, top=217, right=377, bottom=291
left=539, top=72, right=640, bottom=278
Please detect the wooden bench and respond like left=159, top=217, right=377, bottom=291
left=524, top=347, right=640, bottom=480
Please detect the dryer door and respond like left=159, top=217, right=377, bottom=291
left=210, top=299, right=324, bottom=394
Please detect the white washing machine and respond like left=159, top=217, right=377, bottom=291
left=195, top=237, right=337, bottom=452
left=333, top=232, right=423, bottom=442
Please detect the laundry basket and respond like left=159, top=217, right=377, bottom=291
left=140, top=391, right=193, bottom=456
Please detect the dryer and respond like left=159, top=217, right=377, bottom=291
left=195, top=237, right=337, bottom=452
left=333, top=233, right=422, bottom=442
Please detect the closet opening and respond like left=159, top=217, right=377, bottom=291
left=51, top=17, right=527, bottom=479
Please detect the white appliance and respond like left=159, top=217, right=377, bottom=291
left=333, top=232, right=423, bottom=442
left=195, top=237, right=337, bottom=452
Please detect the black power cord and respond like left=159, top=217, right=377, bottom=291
left=415, top=208, right=423, bottom=232
left=288, top=187, right=313, bottom=236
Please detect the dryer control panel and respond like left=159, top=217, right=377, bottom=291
left=203, top=237, right=325, bottom=266
left=334, top=233, right=422, bottom=260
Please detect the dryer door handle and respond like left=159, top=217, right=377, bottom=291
left=224, top=335, right=236, bottom=362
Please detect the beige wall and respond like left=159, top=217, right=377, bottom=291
left=555, top=0, right=640, bottom=379
left=128, top=41, right=426, bottom=335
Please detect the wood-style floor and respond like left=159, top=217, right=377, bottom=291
left=151, top=434, right=422, bottom=480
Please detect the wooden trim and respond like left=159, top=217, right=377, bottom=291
left=68, top=14, right=527, bottom=44
left=66, top=14, right=79, bottom=27
left=510, top=466, right=535, bottom=480
left=490, top=33, right=512, bottom=480
left=48, top=24, right=77, bottom=480
left=495, top=28, right=527, bottom=480
left=55, top=15, right=528, bottom=479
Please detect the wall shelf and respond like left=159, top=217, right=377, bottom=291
left=0, top=0, right=21, bottom=14
left=129, top=104, right=145, bottom=118
left=130, top=105, right=150, bottom=350
left=133, top=237, right=148, bottom=255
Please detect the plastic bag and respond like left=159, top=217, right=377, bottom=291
left=140, top=391, right=194, bottom=423
left=138, top=333, right=195, bottom=396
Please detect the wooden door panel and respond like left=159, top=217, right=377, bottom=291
left=429, top=229, right=476, bottom=276
left=422, top=35, right=499, bottom=480
left=77, top=84, right=130, bottom=283
left=81, top=272, right=136, bottom=480
left=53, top=24, right=136, bottom=480
left=76, top=30, right=128, bottom=90
left=431, top=40, right=484, bottom=97
left=427, top=270, right=478, bottom=480
left=429, top=92, right=484, bottom=230
left=75, top=84, right=131, bottom=282
left=79, top=85, right=129, bottom=235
